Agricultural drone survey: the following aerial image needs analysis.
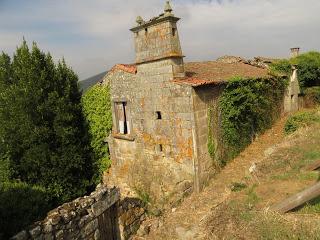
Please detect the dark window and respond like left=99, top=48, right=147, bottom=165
left=172, top=28, right=176, bottom=36
left=156, top=111, right=162, bottom=120
left=145, top=28, right=148, bottom=35
left=115, top=102, right=130, bottom=135
left=156, top=144, right=163, bottom=153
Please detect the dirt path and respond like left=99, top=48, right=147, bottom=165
left=141, top=117, right=288, bottom=240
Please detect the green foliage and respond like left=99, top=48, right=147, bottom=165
left=270, top=51, right=320, bottom=91
left=82, top=84, right=112, bottom=183
left=284, top=110, right=320, bottom=134
left=269, top=59, right=292, bottom=76
left=304, top=86, right=320, bottom=105
left=230, top=182, right=247, bottom=192
left=218, top=76, right=286, bottom=163
left=294, top=51, right=320, bottom=89
left=0, top=40, right=94, bottom=202
left=0, top=182, right=54, bottom=239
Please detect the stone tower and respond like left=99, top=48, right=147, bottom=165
left=130, top=1, right=185, bottom=78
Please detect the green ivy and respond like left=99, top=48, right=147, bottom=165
left=218, top=76, right=286, bottom=163
left=82, top=84, right=112, bottom=183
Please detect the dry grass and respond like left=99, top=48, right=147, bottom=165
left=142, top=110, right=320, bottom=240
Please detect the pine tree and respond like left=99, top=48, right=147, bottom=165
left=0, top=40, right=94, bottom=201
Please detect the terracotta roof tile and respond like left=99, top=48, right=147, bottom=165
left=110, top=64, right=137, bottom=74
left=173, top=61, right=269, bottom=87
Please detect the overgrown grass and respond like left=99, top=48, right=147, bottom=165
left=284, top=109, right=320, bottom=134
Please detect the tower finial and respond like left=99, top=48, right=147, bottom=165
left=164, top=1, right=173, bottom=16
left=136, top=16, right=144, bottom=26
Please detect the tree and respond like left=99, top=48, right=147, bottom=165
left=82, top=84, right=112, bottom=183
left=270, top=51, right=320, bottom=91
left=0, top=40, right=94, bottom=202
left=294, top=51, right=320, bottom=89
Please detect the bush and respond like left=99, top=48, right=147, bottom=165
left=284, top=110, right=320, bottom=134
left=269, top=59, right=292, bottom=76
left=270, top=51, right=320, bottom=91
left=0, top=182, right=54, bottom=239
left=304, top=86, right=320, bottom=106
left=82, top=84, right=112, bottom=183
left=294, top=51, right=320, bottom=89
left=218, top=76, right=286, bottom=163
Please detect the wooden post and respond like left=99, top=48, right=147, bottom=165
left=304, top=159, right=320, bottom=171
left=270, top=181, right=320, bottom=214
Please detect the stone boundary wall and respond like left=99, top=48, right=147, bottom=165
left=11, top=185, right=146, bottom=240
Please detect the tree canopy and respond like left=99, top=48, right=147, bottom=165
left=270, top=51, right=320, bottom=91
left=0, top=40, right=95, bottom=202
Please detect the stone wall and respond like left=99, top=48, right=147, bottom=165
left=284, top=68, right=301, bottom=113
left=11, top=185, right=145, bottom=240
left=191, top=85, right=225, bottom=190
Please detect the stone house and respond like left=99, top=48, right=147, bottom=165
left=103, top=2, right=299, bottom=203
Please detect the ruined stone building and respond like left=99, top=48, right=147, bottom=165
left=103, top=2, right=300, bottom=203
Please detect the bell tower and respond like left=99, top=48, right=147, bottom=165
left=130, top=1, right=185, bottom=78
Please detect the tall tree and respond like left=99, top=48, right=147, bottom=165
left=0, top=40, right=94, bottom=201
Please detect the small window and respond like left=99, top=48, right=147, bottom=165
left=115, top=102, right=130, bottom=135
left=156, top=144, right=163, bottom=153
left=155, top=111, right=162, bottom=120
left=172, top=28, right=176, bottom=36
left=145, top=28, right=148, bottom=35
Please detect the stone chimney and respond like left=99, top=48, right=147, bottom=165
left=130, top=1, right=185, bottom=77
left=290, top=47, right=300, bottom=58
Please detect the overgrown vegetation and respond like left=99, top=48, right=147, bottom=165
left=270, top=51, right=320, bottom=91
left=304, top=86, right=320, bottom=106
left=284, top=109, right=320, bottom=134
left=82, top=84, right=113, bottom=183
left=206, top=118, right=320, bottom=239
left=0, top=40, right=99, bottom=238
left=217, top=76, right=286, bottom=164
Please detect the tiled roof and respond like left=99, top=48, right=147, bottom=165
left=173, top=61, right=269, bottom=87
left=110, top=64, right=137, bottom=74
left=109, top=61, right=270, bottom=87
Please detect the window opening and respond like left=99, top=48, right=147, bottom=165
left=115, top=102, right=130, bottom=135
left=156, top=111, right=162, bottom=120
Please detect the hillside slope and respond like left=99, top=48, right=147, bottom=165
left=136, top=111, right=320, bottom=239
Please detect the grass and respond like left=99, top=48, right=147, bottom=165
left=284, top=109, right=320, bottom=134
left=205, top=109, right=320, bottom=239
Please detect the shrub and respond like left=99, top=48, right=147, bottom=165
left=270, top=51, right=320, bottom=91
left=0, top=182, right=54, bottom=239
left=284, top=110, right=320, bottom=134
left=269, top=59, right=292, bottom=76
left=304, top=86, right=320, bottom=106
left=294, top=51, right=320, bottom=89
left=82, top=84, right=112, bottom=183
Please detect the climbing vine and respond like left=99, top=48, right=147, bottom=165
left=217, top=76, right=286, bottom=164
left=82, top=84, right=113, bottom=184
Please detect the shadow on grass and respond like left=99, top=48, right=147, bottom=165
left=0, top=182, right=55, bottom=239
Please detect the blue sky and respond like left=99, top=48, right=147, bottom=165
left=1, top=0, right=319, bottom=80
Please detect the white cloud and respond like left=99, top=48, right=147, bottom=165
left=0, top=0, right=319, bottom=79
